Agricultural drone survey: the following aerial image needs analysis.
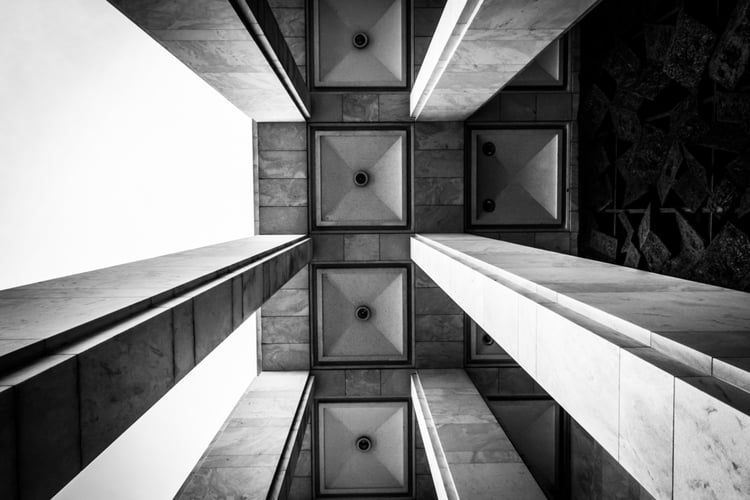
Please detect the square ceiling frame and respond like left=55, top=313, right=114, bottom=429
left=309, top=0, right=412, bottom=90
left=464, top=317, right=516, bottom=366
left=504, top=35, right=570, bottom=91
left=465, top=123, right=569, bottom=231
left=310, top=124, right=413, bottom=232
left=311, top=263, right=414, bottom=369
left=313, top=398, right=414, bottom=498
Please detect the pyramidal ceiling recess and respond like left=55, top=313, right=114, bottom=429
left=313, top=0, right=407, bottom=88
left=317, top=401, right=411, bottom=496
left=469, top=126, right=566, bottom=228
left=314, top=128, right=409, bottom=229
left=314, top=266, right=410, bottom=366
left=507, top=38, right=566, bottom=89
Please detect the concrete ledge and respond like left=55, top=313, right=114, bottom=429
left=0, top=237, right=311, bottom=500
left=411, top=369, right=545, bottom=500
left=175, top=372, right=313, bottom=500
left=412, top=234, right=750, bottom=500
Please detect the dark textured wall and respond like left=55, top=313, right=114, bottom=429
left=578, top=0, right=750, bottom=291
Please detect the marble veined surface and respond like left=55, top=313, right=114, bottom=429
left=412, top=234, right=750, bottom=500
left=412, top=369, right=545, bottom=500
left=411, top=0, right=601, bottom=120
left=0, top=235, right=306, bottom=369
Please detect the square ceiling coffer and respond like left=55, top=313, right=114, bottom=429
left=314, top=128, right=409, bottom=229
left=469, top=126, right=566, bottom=229
left=314, top=266, right=410, bottom=366
left=317, top=401, right=411, bottom=496
left=313, top=0, right=407, bottom=88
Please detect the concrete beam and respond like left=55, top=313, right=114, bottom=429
left=411, top=0, right=600, bottom=121
left=176, top=372, right=314, bottom=500
left=0, top=236, right=311, bottom=500
left=108, top=0, right=309, bottom=121
left=411, top=369, right=545, bottom=500
left=411, top=234, right=750, bottom=500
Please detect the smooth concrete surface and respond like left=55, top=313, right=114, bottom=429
left=109, top=0, right=308, bottom=120
left=411, top=369, right=545, bottom=500
left=176, top=372, right=313, bottom=500
left=412, top=234, right=750, bottom=499
left=411, top=0, right=600, bottom=120
left=0, top=237, right=311, bottom=500
left=0, top=235, right=307, bottom=372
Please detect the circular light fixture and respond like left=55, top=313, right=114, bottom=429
left=352, top=32, right=370, bottom=49
left=483, top=199, right=496, bottom=213
left=355, top=305, right=371, bottom=321
left=482, top=333, right=494, bottom=346
left=482, top=141, right=496, bottom=156
left=355, top=436, right=373, bottom=452
left=353, top=170, right=370, bottom=187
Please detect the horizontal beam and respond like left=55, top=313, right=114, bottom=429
left=411, top=234, right=750, bottom=500
left=0, top=235, right=306, bottom=373
left=411, top=369, right=545, bottom=500
left=0, top=236, right=311, bottom=500
left=176, top=372, right=313, bottom=500
left=411, top=0, right=600, bottom=121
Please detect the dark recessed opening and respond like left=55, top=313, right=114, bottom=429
left=355, top=436, right=373, bottom=452
left=352, top=32, right=369, bottom=49
left=482, top=333, right=494, bottom=346
left=482, top=141, right=496, bottom=156
left=355, top=305, right=371, bottom=321
left=353, top=170, right=370, bottom=187
left=483, top=199, right=496, bottom=213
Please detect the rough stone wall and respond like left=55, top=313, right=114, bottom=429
left=578, top=0, right=750, bottom=291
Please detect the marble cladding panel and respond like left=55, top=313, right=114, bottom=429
left=343, top=234, right=380, bottom=261
left=312, top=369, right=412, bottom=397
left=312, top=233, right=411, bottom=262
left=618, top=349, right=677, bottom=500
left=345, top=369, right=381, bottom=396
left=194, top=280, right=234, bottom=362
left=0, top=355, right=80, bottom=500
left=259, top=151, right=307, bottom=179
left=673, top=377, right=750, bottom=499
left=177, top=372, right=310, bottom=500
left=78, top=310, right=174, bottom=465
left=259, top=179, right=308, bottom=207
left=414, top=122, right=464, bottom=233
left=343, top=94, right=379, bottom=122
left=262, top=265, right=310, bottom=371
left=258, top=123, right=308, bottom=236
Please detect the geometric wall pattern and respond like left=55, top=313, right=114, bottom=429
left=317, top=401, right=410, bottom=495
left=470, top=127, right=565, bottom=227
left=313, top=0, right=407, bottom=87
left=314, top=266, right=409, bottom=365
left=314, top=129, right=408, bottom=228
